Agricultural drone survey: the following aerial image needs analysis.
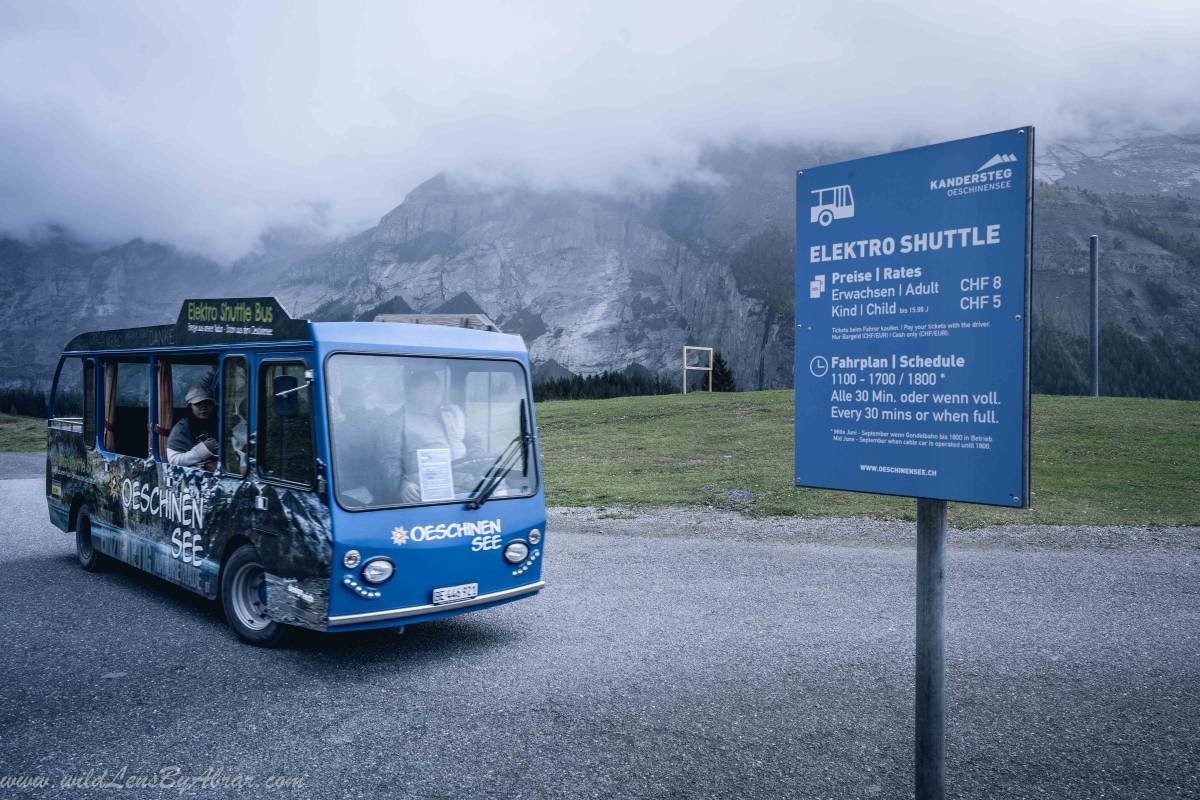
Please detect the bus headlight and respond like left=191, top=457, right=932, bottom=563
left=361, top=558, right=394, bottom=585
left=528, top=528, right=541, bottom=545
left=503, top=540, right=530, bottom=565
left=343, top=550, right=362, bottom=569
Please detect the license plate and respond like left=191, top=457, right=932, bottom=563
left=431, top=582, right=479, bottom=605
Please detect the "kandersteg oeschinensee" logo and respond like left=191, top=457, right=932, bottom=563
left=929, top=153, right=1019, bottom=198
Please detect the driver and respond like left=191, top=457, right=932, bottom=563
left=167, top=386, right=218, bottom=469
left=399, top=369, right=480, bottom=503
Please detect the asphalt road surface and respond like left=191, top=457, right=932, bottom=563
left=1, top=468, right=1197, bottom=799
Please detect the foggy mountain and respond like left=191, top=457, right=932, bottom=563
left=1, top=132, right=1198, bottom=396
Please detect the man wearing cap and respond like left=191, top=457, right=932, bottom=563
left=167, top=385, right=218, bottom=469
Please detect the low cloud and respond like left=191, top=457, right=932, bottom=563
left=1, top=0, right=1198, bottom=261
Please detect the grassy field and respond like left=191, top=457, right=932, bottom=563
left=536, top=391, right=1200, bottom=527
left=0, top=413, right=43, bottom=451
left=3, top=393, right=1195, bottom=526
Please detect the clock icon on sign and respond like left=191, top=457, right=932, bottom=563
left=809, top=356, right=829, bottom=378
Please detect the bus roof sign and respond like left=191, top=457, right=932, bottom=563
left=64, top=297, right=310, bottom=352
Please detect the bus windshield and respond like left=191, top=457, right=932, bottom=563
left=325, top=354, right=535, bottom=510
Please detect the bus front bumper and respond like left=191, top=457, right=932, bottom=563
left=326, top=580, right=546, bottom=627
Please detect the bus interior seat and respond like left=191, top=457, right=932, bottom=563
left=111, top=405, right=150, bottom=457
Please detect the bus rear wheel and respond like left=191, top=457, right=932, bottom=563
left=221, top=544, right=288, bottom=647
left=75, top=506, right=104, bottom=571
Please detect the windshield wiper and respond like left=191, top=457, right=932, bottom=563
left=466, top=433, right=531, bottom=510
left=466, top=399, right=532, bottom=510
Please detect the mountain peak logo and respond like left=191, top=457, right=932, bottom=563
left=976, top=153, right=1018, bottom=172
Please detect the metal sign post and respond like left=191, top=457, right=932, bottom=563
left=1090, top=235, right=1100, bottom=397
left=915, top=498, right=946, bottom=800
left=794, top=128, right=1034, bottom=800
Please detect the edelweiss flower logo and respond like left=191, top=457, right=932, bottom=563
left=390, top=526, right=408, bottom=546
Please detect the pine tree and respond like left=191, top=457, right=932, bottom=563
left=533, top=370, right=679, bottom=401
left=711, top=351, right=736, bottom=392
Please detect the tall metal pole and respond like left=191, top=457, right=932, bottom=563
left=915, top=498, right=946, bottom=800
left=1090, top=235, right=1100, bottom=397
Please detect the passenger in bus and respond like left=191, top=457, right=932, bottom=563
left=167, top=386, right=218, bottom=469
left=398, top=370, right=480, bottom=503
left=328, top=368, right=400, bottom=506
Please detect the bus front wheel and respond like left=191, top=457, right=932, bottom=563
left=221, top=544, right=288, bottom=647
left=75, top=505, right=104, bottom=572
left=818, top=209, right=834, bottom=226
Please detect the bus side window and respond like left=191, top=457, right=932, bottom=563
left=103, top=359, right=150, bottom=458
left=157, top=357, right=218, bottom=465
left=258, top=362, right=314, bottom=486
left=221, top=357, right=249, bottom=476
left=50, top=356, right=86, bottom=435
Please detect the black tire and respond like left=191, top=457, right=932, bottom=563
left=220, top=543, right=288, bottom=646
left=75, top=505, right=104, bottom=571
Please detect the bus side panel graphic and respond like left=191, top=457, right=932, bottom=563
left=48, top=427, right=333, bottom=629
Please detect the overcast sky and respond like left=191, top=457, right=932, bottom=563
left=2, top=0, right=1198, bottom=261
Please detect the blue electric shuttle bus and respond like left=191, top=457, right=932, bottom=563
left=46, top=298, right=546, bottom=645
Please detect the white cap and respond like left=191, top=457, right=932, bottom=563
left=185, top=386, right=213, bottom=405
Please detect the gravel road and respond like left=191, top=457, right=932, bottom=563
left=0, top=452, right=42, bottom=480
left=1, top=458, right=1197, bottom=799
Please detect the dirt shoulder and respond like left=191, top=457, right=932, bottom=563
left=549, top=505, right=1200, bottom=552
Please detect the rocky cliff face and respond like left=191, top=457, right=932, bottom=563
left=1030, top=185, right=1200, bottom=345
left=274, top=174, right=795, bottom=389
left=0, top=232, right=225, bottom=387
left=2, top=134, right=1197, bottom=392
left=274, top=138, right=1198, bottom=389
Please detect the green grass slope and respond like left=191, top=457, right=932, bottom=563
left=5, top=393, right=1195, bottom=526
left=0, top=414, right=44, bottom=452
left=537, top=391, right=1200, bottom=527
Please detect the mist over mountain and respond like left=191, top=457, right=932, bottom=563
left=2, top=130, right=1197, bottom=399
left=4, top=2, right=1199, bottom=400
left=5, top=2, right=1200, bottom=260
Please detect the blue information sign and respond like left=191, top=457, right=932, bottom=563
left=794, top=127, right=1033, bottom=507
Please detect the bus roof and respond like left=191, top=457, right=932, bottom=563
left=312, top=322, right=526, bottom=358
left=62, top=297, right=528, bottom=358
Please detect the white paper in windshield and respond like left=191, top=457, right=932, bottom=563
left=417, top=448, right=455, bottom=501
